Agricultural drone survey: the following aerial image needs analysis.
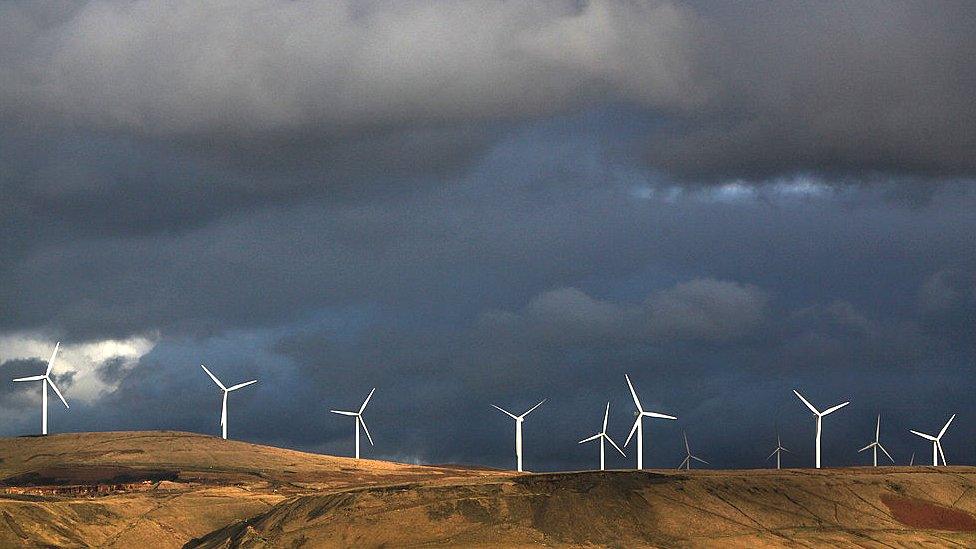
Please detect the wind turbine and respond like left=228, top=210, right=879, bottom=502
left=793, top=389, right=849, bottom=468
left=622, top=374, right=676, bottom=470
left=200, top=365, right=257, bottom=440
left=677, top=432, right=708, bottom=470
left=12, top=342, right=69, bottom=435
left=491, top=399, right=546, bottom=472
left=578, top=402, right=625, bottom=470
left=766, top=435, right=790, bottom=469
left=331, top=388, right=376, bottom=459
left=858, top=414, right=893, bottom=466
left=909, top=414, right=955, bottom=466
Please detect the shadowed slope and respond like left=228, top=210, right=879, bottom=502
left=189, top=468, right=976, bottom=548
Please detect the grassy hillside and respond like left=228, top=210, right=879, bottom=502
left=189, top=468, right=976, bottom=547
left=2, top=432, right=976, bottom=547
left=0, top=431, right=502, bottom=547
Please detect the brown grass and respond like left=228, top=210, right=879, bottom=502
left=881, top=494, right=976, bottom=531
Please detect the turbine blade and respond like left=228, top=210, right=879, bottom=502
left=875, top=414, right=881, bottom=440
left=605, top=434, right=626, bottom=457
left=227, top=379, right=257, bottom=391
left=938, top=441, right=947, bottom=466
left=47, top=378, right=69, bottom=409
left=359, top=388, right=376, bottom=414
left=491, top=404, right=518, bottom=420
left=602, top=402, right=610, bottom=433
left=938, top=414, right=956, bottom=439
left=766, top=448, right=778, bottom=461
left=625, top=374, right=643, bottom=412
left=359, top=417, right=374, bottom=446
left=624, top=416, right=640, bottom=447
left=200, top=365, right=226, bottom=390
left=12, top=375, right=46, bottom=382
left=858, top=442, right=874, bottom=453
left=684, top=432, right=690, bottom=454
left=578, top=433, right=601, bottom=444
left=793, top=390, right=819, bottom=415
left=520, top=398, right=546, bottom=418
left=781, top=446, right=791, bottom=453
left=821, top=401, right=850, bottom=416
left=331, top=410, right=358, bottom=416
left=692, top=456, right=709, bottom=464
left=644, top=411, right=677, bottom=420
left=878, top=443, right=894, bottom=463
left=45, top=342, right=61, bottom=376
left=677, top=456, right=689, bottom=470
left=909, top=430, right=936, bottom=441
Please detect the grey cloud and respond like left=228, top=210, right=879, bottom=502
left=0, top=1, right=698, bottom=140
left=644, top=278, right=768, bottom=342
left=4, top=1, right=972, bottom=184
left=480, top=279, right=768, bottom=346
left=95, top=356, right=130, bottom=385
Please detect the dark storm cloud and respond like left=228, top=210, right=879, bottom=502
left=2, top=1, right=973, bottom=186
left=1, top=1, right=975, bottom=471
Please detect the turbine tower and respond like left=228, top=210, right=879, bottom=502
left=12, top=342, right=69, bottom=435
left=909, top=414, right=955, bottom=466
left=766, top=435, right=790, bottom=469
left=858, top=414, right=893, bottom=466
left=491, top=399, right=546, bottom=472
left=200, top=365, right=257, bottom=440
left=578, top=402, right=625, bottom=470
left=623, top=374, right=676, bottom=470
left=677, top=432, right=708, bottom=470
left=793, top=389, right=849, bottom=468
left=331, top=388, right=376, bottom=459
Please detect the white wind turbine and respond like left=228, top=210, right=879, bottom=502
left=623, top=374, right=676, bottom=470
left=492, top=399, right=546, bottom=472
left=331, top=388, right=376, bottom=459
left=793, top=389, right=849, bottom=468
left=677, top=432, right=708, bottom=470
left=200, top=365, right=257, bottom=440
left=578, top=402, right=625, bottom=470
left=909, top=414, right=955, bottom=466
left=858, top=414, right=893, bottom=466
left=12, top=342, right=69, bottom=435
left=766, top=435, right=790, bottom=470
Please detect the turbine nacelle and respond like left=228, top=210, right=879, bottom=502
left=492, top=399, right=546, bottom=472
left=578, top=402, right=626, bottom=470
left=678, top=432, right=708, bottom=470
left=200, top=365, right=257, bottom=440
left=909, top=414, right=955, bottom=466
left=623, top=374, right=676, bottom=470
left=331, top=388, right=377, bottom=459
left=11, top=342, right=69, bottom=435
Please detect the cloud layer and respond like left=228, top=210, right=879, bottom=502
left=1, top=2, right=975, bottom=470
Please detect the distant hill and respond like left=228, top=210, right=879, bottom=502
left=1, top=432, right=976, bottom=547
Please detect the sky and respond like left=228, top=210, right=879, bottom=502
left=0, top=1, right=974, bottom=471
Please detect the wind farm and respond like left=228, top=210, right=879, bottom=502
left=2, top=1, right=975, bottom=546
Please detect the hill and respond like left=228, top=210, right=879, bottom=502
left=189, top=467, right=976, bottom=547
left=2, top=432, right=976, bottom=547
left=0, top=431, right=503, bottom=547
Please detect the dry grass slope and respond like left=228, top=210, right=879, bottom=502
left=2, top=432, right=976, bottom=547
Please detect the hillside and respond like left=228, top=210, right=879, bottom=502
left=0, top=431, right=503, bottom=547
left=190, top=467, right=976, bottom=547
left=1, top=432, right=976, bottom=547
